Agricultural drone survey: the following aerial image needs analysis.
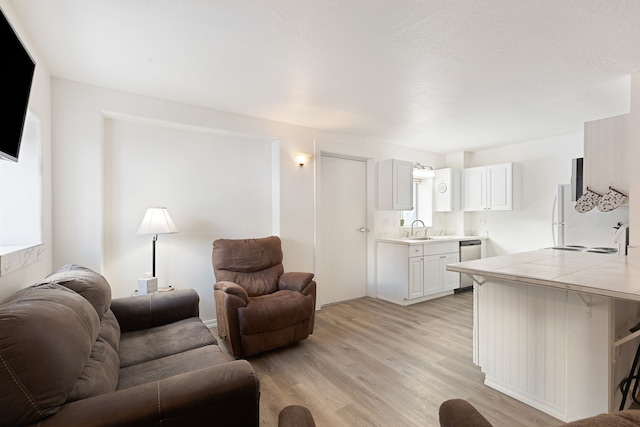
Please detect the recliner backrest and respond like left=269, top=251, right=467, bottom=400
left=212, top=236, right=284, bottom=296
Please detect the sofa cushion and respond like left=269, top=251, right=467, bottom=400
left=99, top=309, right=121, bottom=352
left=239, top=290, right=314, bottom=335
left=0, top=284, right=101, bottom=427
left=117, top=345, right=230, bottom=390
left=119, top=317, right=216, bottom=368
left=36, top=264, right=112, bottom=319
left=67, top=336, right=120, bottom=402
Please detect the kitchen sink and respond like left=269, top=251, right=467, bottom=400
left=401, top=236, right=459, bottom=242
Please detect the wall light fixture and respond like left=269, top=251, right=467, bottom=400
left=296, top=153, right=311, bottom=167
left=413, top=163, right=436, bottom=179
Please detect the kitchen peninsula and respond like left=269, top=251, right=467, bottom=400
left=447, top=249, right=640, bottom=423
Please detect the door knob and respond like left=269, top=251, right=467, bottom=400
left=358, top=227, right=369, bottom=232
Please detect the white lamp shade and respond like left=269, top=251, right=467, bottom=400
left=137, top=207, right=179, bottom=235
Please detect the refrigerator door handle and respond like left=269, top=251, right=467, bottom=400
left=552, top=184, right=565, bottom=246
left=552, top=190, right=557, bottom=246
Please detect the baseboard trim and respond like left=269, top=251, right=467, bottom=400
left=204, top=319, right=217, bottom=329
left=484, top=376, right=566, bottom=422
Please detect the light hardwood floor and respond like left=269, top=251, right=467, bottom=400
left=214, top=292, right=565, bottom=426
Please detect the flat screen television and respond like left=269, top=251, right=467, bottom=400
left=0, top=7, right=35, bottom=162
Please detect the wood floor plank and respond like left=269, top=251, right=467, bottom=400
left=213, top=292, right=565, bottom=426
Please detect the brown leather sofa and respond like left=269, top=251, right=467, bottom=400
left=0, top=264, right=260, bottom=427
left=212, top=236, right=316, bottom=358
left=439, top=399, right=640, bottom=426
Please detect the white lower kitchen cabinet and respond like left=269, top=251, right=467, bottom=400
left=425, top=252, right=460, bottom=294
left=377, top=241, right=460, bottom=306
left=408, top=255, right=424, bottom=299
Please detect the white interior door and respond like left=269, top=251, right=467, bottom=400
left=319, top=154, right=367, bottom=306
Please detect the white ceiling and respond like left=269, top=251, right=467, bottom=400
left=9, top=0, right=640, bottom=153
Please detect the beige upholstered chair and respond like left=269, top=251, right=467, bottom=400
left=212, top=236, right=316, bottom=358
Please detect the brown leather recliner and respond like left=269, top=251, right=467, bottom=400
left=212, top=236, right=316, bottom=358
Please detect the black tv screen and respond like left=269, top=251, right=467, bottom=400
left=0, top=7, right=35, bottom=162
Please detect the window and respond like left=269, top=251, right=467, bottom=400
left=0, top=111, right=44, bottom=276
left=0, top=111, right=42, bottom=246
left=401, top=179, right=433, bottom=228
left=400, top=182, right=418, bottom=225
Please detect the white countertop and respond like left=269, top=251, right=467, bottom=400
left=447, top=248, right=640, bottom=302
left=377, top=236, right=486, bottom=245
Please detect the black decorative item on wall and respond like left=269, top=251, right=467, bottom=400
left=0, top=7, right=35, bottom=162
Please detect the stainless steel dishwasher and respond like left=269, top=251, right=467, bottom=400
left=456, top=239, right=482, bottom=293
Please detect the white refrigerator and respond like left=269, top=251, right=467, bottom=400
left=552, top=184, right=629, bottom=249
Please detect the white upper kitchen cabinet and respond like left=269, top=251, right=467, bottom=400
left=583, top=114, right=629, bottom=196
left=463, top=163, right=520, bottom=211
left=434, top=168, right=460, bottom=212
left=378, top=159, right=413, bottom=210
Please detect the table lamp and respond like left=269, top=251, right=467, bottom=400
left=137, top=207, right=179, bottom=278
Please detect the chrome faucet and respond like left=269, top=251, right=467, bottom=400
left=411, top=220, right=425, bottom=237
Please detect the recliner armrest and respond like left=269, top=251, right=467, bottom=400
left=111, top=289, right=201, bottom=332
left=278, top=272, right=314, bottom=293
left=214, top=281, right=249, bottom=303
left=33, top=361, right=260, bottom=427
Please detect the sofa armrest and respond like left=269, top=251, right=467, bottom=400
left=32, top=360, right=260, bottom=427
left=111, top=289, right=201, bottom=332
left=278, top=272, right=314, bottom=293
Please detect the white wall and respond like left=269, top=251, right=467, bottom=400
left=0, top=2, right=52, bottom=299
left=102, top=118, right=275, bottom=320
left=51, top=79, right=446, bottom=322
left=463, top=133, right=584, bottom=256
